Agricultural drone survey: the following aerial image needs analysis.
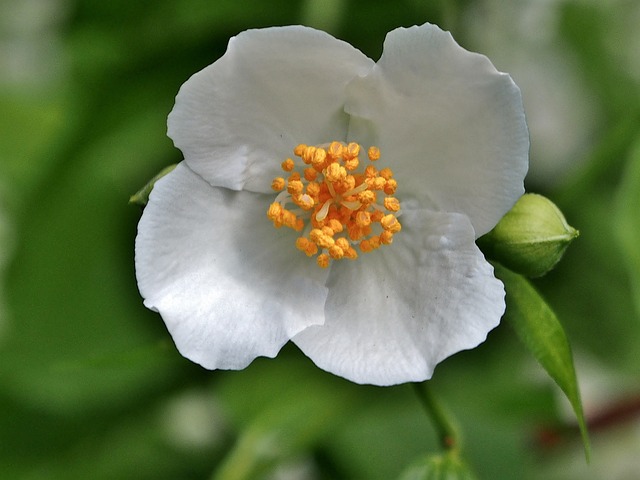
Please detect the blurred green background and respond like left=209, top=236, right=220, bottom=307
left=1, top=0, right=639, bottom=478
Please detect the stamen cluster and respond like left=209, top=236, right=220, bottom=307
left=267, top=141, right=402, bottom=268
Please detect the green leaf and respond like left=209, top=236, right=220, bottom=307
left=494, top=264, right=590, bottom=460
left=614, top=135, right=640, bottom=318
left=398, top=452, right=477, bottom=480
left=129, top=163, right=178, bottom=206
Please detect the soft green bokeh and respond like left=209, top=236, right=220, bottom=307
left=2, top=0, right=639, bottom=478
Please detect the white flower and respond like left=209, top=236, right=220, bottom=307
left=135, top=23, right=529, bottom=386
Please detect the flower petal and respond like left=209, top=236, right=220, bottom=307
left=292, top=208, right=504, bottom=386
left=168, top=26, right=374, bottom=194
left=345, top=23, right=529, bottom=237
left=135, top=162, right=329, bottom=370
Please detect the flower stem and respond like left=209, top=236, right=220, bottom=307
left=413, top=381, right=459, bottom=452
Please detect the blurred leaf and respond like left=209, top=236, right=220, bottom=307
left=0, top=385, right=225, bottom=480
left=213, top=357, right=359, bottom=480
left=0, top=77, right=185, bottom=414
left=398, top=452, right=478, bottom=480
left=495, top=264, right=590, bottom=460
left=214, top=352, right=441, bottom=480
left=0, top=91, right=77, bottom=208
left=558, top=112, right=640, bottom=205
left=614, top=135, right=640, bottom=317
left=558, top=2, right=640, bottom=119
left=68, top=0, right=306, bottom=83
left=541, top=114, right=640, bottom=367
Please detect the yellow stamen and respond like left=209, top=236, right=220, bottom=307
left=327, top=141, right=343, bottom=160
left=344, top=158, right=359, bottom=171
left=304, top=167, right=318, bottom=181
left=281, top=158, right=295, bottom=172
left=381, top=214, right=402, bottom=233
left=365, top=165, right=377, bottom=178
left=317, top=253, right=330, bottom=268
left=360, top=239, right=373, bottom=253
left=306, top=181, right=321, bottom=198
left=335, top=237, right=350, bottom=251
left=380, top=230, right=394, bottom=245
left=294, top=193, right=315, bottom=210
left=267, top=141, right=401, bottom=267
left=325, top=162, right=346, bottom=183
left=296, top=237, right=319, bottom=256
left=328, top=245, right=344, bottom=260
left=371, top=210, right=384, bottom=222
left=305, top=242, right=318, bottom=256
left=371, top=177, right=386, bottom=190
left=287, top=179, right=303, bottom=195
left=271, top=177, right=285, bottom=191
left=344, top=142, right=360, bottom=160
left=384, top=197, right=401, bottom=212
left=302, top=145, right=316, bottom=164
left=344, top=247, right=358, bottom=259
left=357, top=190, right=376, bottom=206
left=341, top=175, right=356, bottom=193
left=327, top=218, right=343, bottom=233
left=379, top=167, right=393, bottom=180
left=294, top=144, right=307, bottom=157
left=355, top=211, right=371, bottom=227
left=311, top=148, right=327, bottom=170
left=384, top=179, right=398, bottom=195
left=267, top=202, right=283, bottom=226
left=295, top=237, right=310, bottom=251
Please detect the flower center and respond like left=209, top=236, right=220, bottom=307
left=267, top=141, right=402, bottom=268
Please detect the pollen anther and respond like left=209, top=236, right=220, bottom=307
left=268, top=141, right=401, bottom=267
left=384, top=197, right=401, bottom=212
left=281, top=158, right=295, bottom=171
left=271, top=177, right=285, bottom=191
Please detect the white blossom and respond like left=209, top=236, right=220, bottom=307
left=135, top=23, right=528, bottom=386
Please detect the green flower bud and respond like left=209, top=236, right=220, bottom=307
left=478, top=193, right=579, bottom=277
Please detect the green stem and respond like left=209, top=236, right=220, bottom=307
left=413, top=382, right=459, bottom=452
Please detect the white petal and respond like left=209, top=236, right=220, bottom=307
left=168, top=26, right=374, bottom=193
left=345, top=23, right=529, bottom=237
left=135, top=162, right=329, bottom=370
left=292, top=208, right=504, bottom=386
